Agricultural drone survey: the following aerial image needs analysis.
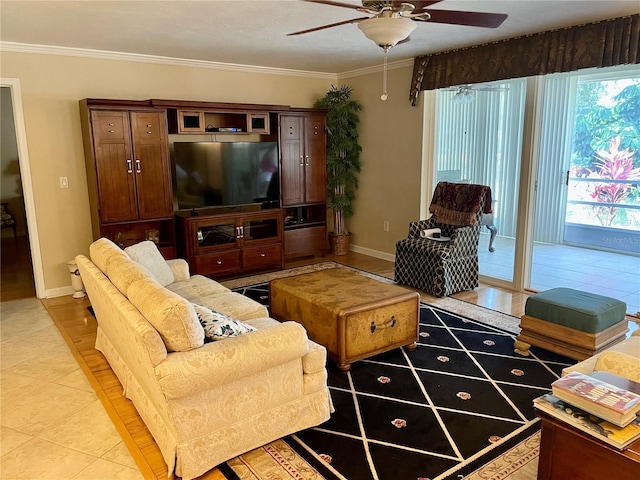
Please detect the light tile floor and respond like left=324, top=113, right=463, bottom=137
left=0, top=298, right=143, bottom=480
left=479, top=234, right=640, bottom=316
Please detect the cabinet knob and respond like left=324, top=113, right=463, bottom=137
left=108, top=123, right=114, bottom=126
left=146, top=124, right=152, bottom=127
left=146, top=131, right=152, bottom=134
left=109, top=130, right=115, bottom=133
left=260, top=253, right=266, bottom=257
left=216, top=260, right=222, bottom=265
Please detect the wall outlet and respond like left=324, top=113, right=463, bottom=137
left=383, top=221, right=389, bottom=232
left=59, top=176, right=69, bottom=189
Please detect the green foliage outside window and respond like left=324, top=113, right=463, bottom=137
left=568, top=78, right=640, bottom=228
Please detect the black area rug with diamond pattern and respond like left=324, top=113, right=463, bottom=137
left=232, top=282, right=575, bottom=480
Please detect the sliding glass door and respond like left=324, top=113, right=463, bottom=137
left=431, top=65, right=640, bottom=315
left=433, top=79, right=527, bottom=283
left=530, top=68, right=640, bottom=314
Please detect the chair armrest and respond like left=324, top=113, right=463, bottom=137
left=166, top=259, right=190, bottom=282
left=407, top=217, right=438, bottom=238
left=448, top=224, right=480, bottom=251
left=155, top=321, right=308, bottom=399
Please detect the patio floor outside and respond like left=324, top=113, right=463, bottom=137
left=478, top=233, right=640, bottom=316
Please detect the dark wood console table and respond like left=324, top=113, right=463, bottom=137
left=536, top=409, right=640, bottom=480
left=175, top=207, right=284, bottom=279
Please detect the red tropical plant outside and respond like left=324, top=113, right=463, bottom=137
left=589, top=136, right=640, bottom=226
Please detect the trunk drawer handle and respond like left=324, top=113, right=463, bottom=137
left=371, top=316, right=397, bottom=333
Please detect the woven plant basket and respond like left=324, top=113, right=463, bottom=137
left=329, top=233, right=350, bottom=256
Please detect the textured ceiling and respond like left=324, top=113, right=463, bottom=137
left=1, top=1, right=639, bottom=74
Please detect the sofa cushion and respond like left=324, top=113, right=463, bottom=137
left=106, top=256, right=153, bottom=297
left=191, top=292, right=269, bottom=321
left=166, top=275, right=230, bottom=299
left=90, top=237, right=129, bottom=274
left=128, top=277, right=204, bottom=352
left=193, top=303, right=257, bottom=342
left=125, top=241, right=175, bottom=287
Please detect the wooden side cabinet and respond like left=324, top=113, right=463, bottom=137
left=80, top=100, right=175, bottom=257
left=279, top=112, right=327, bottom=259
left=279, top=113, right=326, bottom=206
left=176, top=208, right=284, bottom=279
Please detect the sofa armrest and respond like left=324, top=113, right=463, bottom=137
left=562, top=335, right=640, bottom=377
left=155, top=321, right=309, bottom=399
left=166, top=258, right=190, bottom=282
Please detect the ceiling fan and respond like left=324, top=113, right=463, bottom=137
left=288, top=1, right=508, bottom=48
left=289, top=1, right=508, bottom=100
left=445, top=84, right=510, bottom=104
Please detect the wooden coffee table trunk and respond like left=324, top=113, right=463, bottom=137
left=269, top=267, right=419, bottom=371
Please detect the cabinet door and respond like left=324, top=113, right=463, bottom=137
left=279, top=115, right=306, bottom=206
left=304, top=114, right=327, bottom=204
left=242, top=213, right=282, bottom=244
left=91, top=110, right=138, bottom=223
left=193, top=219, right=239, bottom=252
left=130, top=111, right=173, bottom=220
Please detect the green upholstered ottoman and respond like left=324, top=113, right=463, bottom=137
left=514, top=288, right=628, bottom=360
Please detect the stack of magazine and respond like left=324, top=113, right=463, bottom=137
left=534, top=371, right=640, bottom=450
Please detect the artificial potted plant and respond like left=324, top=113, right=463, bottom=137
left=313, top=85, right=362, bottom=255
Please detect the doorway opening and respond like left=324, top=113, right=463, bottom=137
left=1, top=87, right=35, bottom=301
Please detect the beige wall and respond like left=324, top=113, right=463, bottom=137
left=343, top=65, right=425, bottom=258
left=1, top=51, right=336, bottom=295
left=2, top=51, right=426, bottom=295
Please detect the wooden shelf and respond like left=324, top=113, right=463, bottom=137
left=168, top=109, right=270, bottom=135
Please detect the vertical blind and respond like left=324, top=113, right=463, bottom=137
left=534, top=74, right=577, bottom=244
left=434, top=79, right=526, bottom=237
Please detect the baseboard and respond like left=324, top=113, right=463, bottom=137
left=45, top=286, right=75, bottom=298
left=348, top=244, right=396, bottom=263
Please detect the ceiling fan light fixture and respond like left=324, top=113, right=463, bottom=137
left=357, top=16, right=416, bottom=49
left=452, top=89, right=475, bottom=104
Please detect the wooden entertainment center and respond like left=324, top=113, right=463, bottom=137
left=80, top=98, right=327, bottom=278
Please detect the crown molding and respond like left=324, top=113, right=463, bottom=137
left=0, top=42, right=338, bottom=80
left=339, top=58, right=414, bottom=79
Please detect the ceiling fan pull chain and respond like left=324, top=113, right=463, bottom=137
left=381, top=48, right=389, bottom=101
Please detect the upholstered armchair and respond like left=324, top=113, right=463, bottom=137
left=394, top=182, right=492, bottom=297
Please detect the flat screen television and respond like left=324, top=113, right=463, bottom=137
left=172, top=141, right=279, bottom=210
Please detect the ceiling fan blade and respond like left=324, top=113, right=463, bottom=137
left=416, top=8, right=507, bottom=28
left=287, top=17, right=370, bottom=36
left=398, top=1, right=443, bottom=11
left=300, top=0, right=362, bottom=10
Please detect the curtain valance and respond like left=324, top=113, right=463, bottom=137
left=410, top=14, right=640, bottom=105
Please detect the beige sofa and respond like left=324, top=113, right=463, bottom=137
left=76, top=238, right=332, bottom=480
left=562, top=329, right=640, bottom=381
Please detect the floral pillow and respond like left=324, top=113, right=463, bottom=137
left=192, top=303, right=257, bottom=342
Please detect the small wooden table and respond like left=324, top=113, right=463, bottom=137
left=269, top=267, right=419, bottom=371
left=536, top=410, right=640, bottom=480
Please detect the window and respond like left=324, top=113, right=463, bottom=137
left=431, top=65, right=640, bottom=315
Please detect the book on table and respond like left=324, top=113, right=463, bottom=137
left=551, top=371, right=640, bottom=427
left=534, top=393, right=640, bottom=450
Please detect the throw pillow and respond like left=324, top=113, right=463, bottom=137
left=128, top=277, right=204, bottom=352
left=125, top=241, right=175, bottom=287
left=192, top=303, right=257, bottom=342
left=90, top=237, right=130, bottom=274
